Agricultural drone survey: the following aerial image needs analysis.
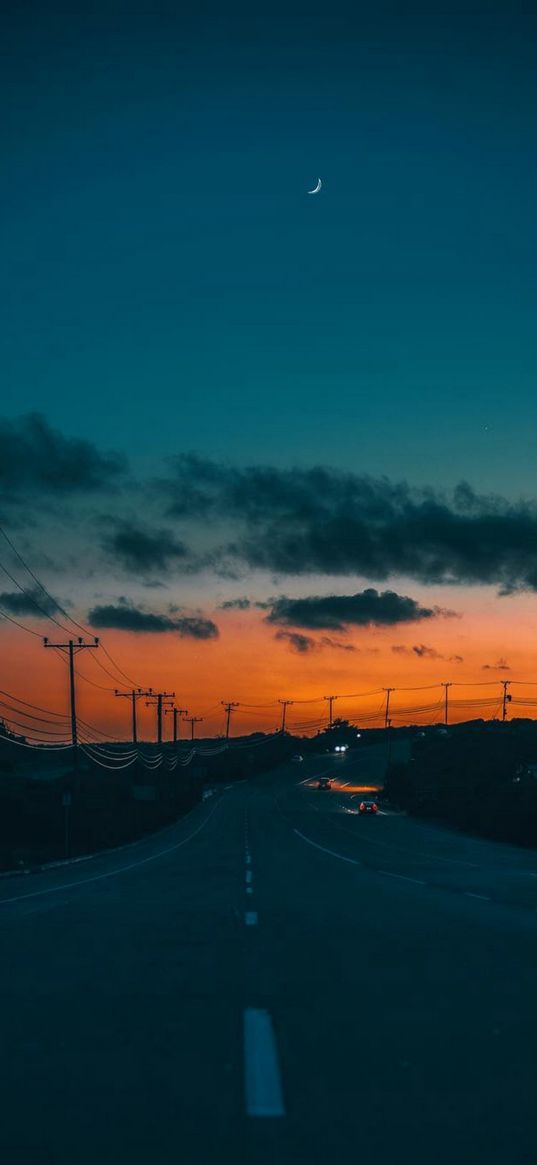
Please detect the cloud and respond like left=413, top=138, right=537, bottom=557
left=156, top=455, right=537, bottom=593
left=274, top=630, right=316, bottom=654
left=392, top=644, right=464, bottom=662
left=87, top=601, right=218, bottom=639
left=0, top=587, right=61, bottom=618
left=482, top=657, right=511, bottom=671
left=265, top=589, right=451, bottom=631
left=101, top=520, right=188, bottom=574
left=0, top=413, right=125, bottom=495
left=320, top=636, right=357, bottom=652
left=218, top=597, right=251, bottom=610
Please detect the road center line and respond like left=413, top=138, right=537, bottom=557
left=245, top=911, right=258, bottom=926
left=246, top=869, right=253, bottom=884
left=465, top=892, right=491, bottom=901
left=244, top=1008, right=285, bottom=1118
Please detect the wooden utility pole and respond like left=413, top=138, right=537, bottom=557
left=278, top=699, right=294, bottom=733
left=165, top=706, right=188, bottom=743
left=221, top=701, right=239, bottom=739
left=114, top=688, right=153, bottom=745
left=145, top=692, right=175, bottom=744
left=43, top=636, right=99, bottom=786
left=184, top=715, right=203, bottom=741
left=384, top=688, right=394, bottom=729
left=323, top=695, right=337, bottom=727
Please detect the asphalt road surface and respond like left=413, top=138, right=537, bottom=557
left=2, top=745, right=537, bottom=1164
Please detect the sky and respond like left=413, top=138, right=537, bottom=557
left=2, top=2, right=537, bottom=739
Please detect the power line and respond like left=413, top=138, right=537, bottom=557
left=0, top=686, right=69, bottom=718
left=0, top=523, right=143, bottom=689
left=0, top=605, right=44, bottom=637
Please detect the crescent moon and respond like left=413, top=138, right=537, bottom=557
left=307, top=178, right=322, bottom=194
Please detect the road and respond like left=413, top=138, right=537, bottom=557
left=1, top=745, right=537, bottom=1164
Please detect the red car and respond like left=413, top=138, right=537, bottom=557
left=359, top=800, right=378, bottom=815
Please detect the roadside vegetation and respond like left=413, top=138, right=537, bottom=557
left=384, top=720, right=537, bottom=847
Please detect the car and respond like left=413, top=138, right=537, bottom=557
left=291, top=754, right=304, bottom=763
left=359, top=800, right=378, bottom=815
left=317, top=776, right=332, bottom=790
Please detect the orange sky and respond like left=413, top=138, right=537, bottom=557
left=3, top=585, right=537, bottom=741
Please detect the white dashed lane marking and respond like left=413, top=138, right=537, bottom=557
left=244, top=1008, right=285, bottom=1118
left=245, top=911, right=258, bottom=926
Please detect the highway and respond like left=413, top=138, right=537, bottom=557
left=1, top=745, right=536, bottom=1164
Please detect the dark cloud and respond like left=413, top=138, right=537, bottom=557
left=0, top=587, right=61, bottom=618
left=392, top=643, right=464, bottom=663
left=274, top=630, right=316, bottom=654
left=482, top=657, right=511, bottom=671
left=101, top=521, right=188, bottom=574
left=173, top=615, right=219, bottom=640
left=157, top=455, right=537, bottom=593
left=274, top=632, right=357, bottom=655
left=320, top=637, right=357, bottom=653
left=87, top=601, right=218, bottom=639
left=0, top=413, right=125, bottom=495
left=265, top=589, right=450, bottom=631
left=218, top=597, right=251, bottom=610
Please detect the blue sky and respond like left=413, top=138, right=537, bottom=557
left=3, top=2, right=537, bottom=492
left=3, top=3, right=537, bottom=727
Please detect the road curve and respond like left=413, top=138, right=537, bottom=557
left=1, top=750, right=536, bottom=1164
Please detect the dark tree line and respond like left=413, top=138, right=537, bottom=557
left=384, top=722, right=537, bottom=847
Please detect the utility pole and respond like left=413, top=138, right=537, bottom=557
left=323, top=695, right=337, bottom=727
left=44, top=636, right=99, bottom=787
left=442, top=682, right=452, bottom=726
left=145, top=692, right=175, bottom=744
left=502, top=680, right=512, bottom=722
left=384, top=688, right=394, bottom=729
left=184, top=715, right=203, bottom=741
left=165, top=706, right=188, bottom=744
left=221, top=701, right=239, bottom=739
left=278, top=699, right=294, bottom=734
left=386, top=718, right=393, bottom=768
left=114, top=688, right=153, bottom=745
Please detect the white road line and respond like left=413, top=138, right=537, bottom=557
left=330, top=817, right=480, bottom=869
left=377, top=870, right=426, bottom=886
left=465, top=892, right=491, bottom=901
left=293, top=829, right=361, bottom=866
left=245, top=911, right=258, bottom=926
left=246, top=855, right=252, bottom=865
left=246, top=869, right=253, bottom=884
left=244, top=1008, right=285, bottom=1118
left=0, top=798, right=221, bottom=907
left=246, top=886, right=254, bottom=895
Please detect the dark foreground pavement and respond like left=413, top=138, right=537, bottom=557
left=1, top=747, right=537, bottom=1164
